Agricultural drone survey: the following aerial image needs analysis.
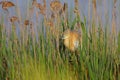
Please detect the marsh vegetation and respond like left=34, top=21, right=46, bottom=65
left=0, top=0, right=120, bottom=80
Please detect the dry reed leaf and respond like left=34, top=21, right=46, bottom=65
left=0, top=1, right=15, bottom=10
left=63, top=3, right=67, bottom=12
left=10, top=16, right=18, bottom=23
left=50, top=1, right=62, bottom=13
left=59, top=3, right=68, bottom=15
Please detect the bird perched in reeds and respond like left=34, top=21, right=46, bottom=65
left=62, top=29, right=82, bottom=52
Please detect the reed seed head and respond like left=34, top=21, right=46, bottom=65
left=10, top=16, right=18, bottom=23
left=50, top=1, right=62, bottom=13
left=0, top=1, right=15, bottom=10
left=24, top=20, right=30, bottom=26
left=36, top=3, right=46, bottom=15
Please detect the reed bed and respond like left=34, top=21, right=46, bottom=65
left=0, top=0, right=120, bottom=80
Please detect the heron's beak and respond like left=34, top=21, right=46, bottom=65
left=61, top=35, right=69, bottom=39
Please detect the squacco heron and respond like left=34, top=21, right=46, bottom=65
left=62, top=29, right=82, bottom=52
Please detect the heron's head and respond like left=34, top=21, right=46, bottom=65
left=62, top=29, right=71, bottom=40
left=61, top=29, right=82, bottom=51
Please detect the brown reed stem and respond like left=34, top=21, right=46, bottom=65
left=92, top=0, right=97, bottom=22
left=111, top=0, right=117, bottom=54
left=112, top=0, right=117, bottom=36
left=74, top=0, right=80, bottom=17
